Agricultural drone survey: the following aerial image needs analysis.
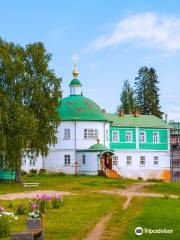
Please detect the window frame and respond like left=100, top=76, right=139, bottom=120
left=126, top=131, right=132, bottom=143
left=153, top=131, right=159, bottom=143
left=126, top=156, right=132, bottom=165
left=82, top=154, right=86, bottom=165
left=112, top=156, right=118, bottom=166
left=140, top=131, right=146, bottom=143
left=64, top=128, right=71, bottom=140
left=29, top=159, right=36, bottom=167
left=84, top=129, right=98, bottom=140
left=112, top=130, right=119, bottom=142
left=140, top=156, right=145, bottom=166
left=154, top=156, right=159, bottom=165
left=64, top=155, right=71, bottom=165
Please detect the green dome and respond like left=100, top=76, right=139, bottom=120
left=57, top=95, right=106, bottom=121
left=89, top=143, right=109, bottom=151
left=69, top=79, right=81, bottom=86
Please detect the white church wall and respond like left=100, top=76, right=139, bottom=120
left=22, top=155, right=43, bottom=172
left=44, top=150, right=75, bottom=174
left=77, top=152, right=99, bottom=175
left=51, top=122, right=75, bottom=150
left=113, top=150, right=170, bottom=180
left=76, top=121, right=106, bottom=149
left=50, top=121, right=109, bottom=151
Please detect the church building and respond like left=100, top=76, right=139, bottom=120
left=23, top=62, right=171, bottom=180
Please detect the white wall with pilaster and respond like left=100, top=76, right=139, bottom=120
left=44, top=150, right=75, bottom=174
left=76, top=152, right=99, bottom=175
left=113, top=150, right=170, bottom=180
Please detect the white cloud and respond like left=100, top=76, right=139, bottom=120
left=88, top=12, right=180, bottom=51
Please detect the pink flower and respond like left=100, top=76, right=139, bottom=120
left=47, top=196, right=51, bottom=201
left=0, top=207, right=5, bottom=211
left=31, top=203, right=38, bottom=209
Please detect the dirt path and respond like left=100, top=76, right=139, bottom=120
left=98, top=182, right=179, bottom=199
left=0, top=190, right=74, bottom=200
left=84, top=214, right=112, bottom=240
left=85, top=183, right=179, bottom=240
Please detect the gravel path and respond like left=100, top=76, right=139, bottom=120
left=0, top=190, right=74, bottom=200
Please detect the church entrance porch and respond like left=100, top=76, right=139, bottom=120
left=98, top=152, right=120, bottom=178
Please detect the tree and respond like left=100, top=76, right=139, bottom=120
left=134, top=66, right=162, bottom=118
left=0, top=38, right=61, bottom=182
left=118, top=80, right=136, bottom=114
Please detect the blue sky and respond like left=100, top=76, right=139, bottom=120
left=0, top=0, right=180, bottom=120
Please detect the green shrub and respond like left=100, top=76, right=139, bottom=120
left=16, top=203, right=26, bottom=215
left=39, top=168, right=46, bottom=175
left=51, top=195, right=63, bottom=209
left=164, top=194, right=170, bottom=199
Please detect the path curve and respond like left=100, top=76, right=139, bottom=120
left=84, top=214, right=112, bottom=240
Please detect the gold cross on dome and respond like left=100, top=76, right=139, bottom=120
left=72, top=54, right=79, bottom=66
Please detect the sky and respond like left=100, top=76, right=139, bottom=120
left=0, top=0, right=180, bottom=121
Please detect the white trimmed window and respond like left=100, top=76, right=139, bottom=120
left=154, top=156, right=159, bottom=165
left=82, top=155, right=86, bottom=165
left=126, top=156, right=132, bottom=165
left=64, top=155, right=70, bottom=165
left=106, top=129, right=109, bottom=141
left=126, top=131, right=132, bottom=142
left=64, top=129, right=71, bottom=140
left=84, top=129, right=98, bottom=139
left=140, top=156, right=145, bottom=166
left=112, top=130, right=119, bottom=142
left=140, top=131, right=146, bottom=143
left=29, top=159, right=36, bottom=166
left=112, top=156, right=118, bottom=165
left=153, top=132, right=159, bottom=143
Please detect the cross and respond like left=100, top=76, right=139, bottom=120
left=72, top=54, right=79, bottom=66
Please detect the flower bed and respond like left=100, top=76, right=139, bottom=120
left=0, top=207, right=18, bottom=237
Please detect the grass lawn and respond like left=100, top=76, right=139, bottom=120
left=102, top=197, right=180, bottom=240
left=0, top=174, right=136, bottom=195
left=0, top=194, right=124, bottom=240
left=145, top=182, right=180, bottom=195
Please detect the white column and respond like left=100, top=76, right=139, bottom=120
left=136, top=127, right=139, bottom=149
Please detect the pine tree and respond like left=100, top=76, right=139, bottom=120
left=134, top=66, right=162, bottom=118
left=118, top=80, right=136, bottom=114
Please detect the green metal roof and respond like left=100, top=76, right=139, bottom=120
left=57, top=95, right=107, bottom=121
left=77, top=143, right=113, bottom=153
left=69, top=79, right=81, bottom=86
left=105, top=113, right=171, bottom=129
left=89, top=143, right=109, bottom=151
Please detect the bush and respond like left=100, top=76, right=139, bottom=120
left=21, top=170, right=27, bottom=176
left=16, top=203, right=26, bottom=215
left=0, top=207, right=18, bottom=237
left=29, top=169, right=37, bottom=174
left=51, top=195, right=63, bottom=209
left=27, top=169, right=38, bottom=177
left=39, top=169, right=46, bottom=175
left=164, top=194, right=170, bottom=199
left=138, top=177, right=143, bottom=182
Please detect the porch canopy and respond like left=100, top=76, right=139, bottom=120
left=77, top=142, right=114, bottom=156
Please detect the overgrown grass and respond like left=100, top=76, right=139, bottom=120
left=123, top=197, right=180, bottom=240
left=0, top=174, right=136, bottom=195
left=0, top=194, right=124, bottom=240
left=102, top=197, right=180, bottom=240
left=101, top=197, right=144, bottom=240
left=145, top=182, right=180, bottom=195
